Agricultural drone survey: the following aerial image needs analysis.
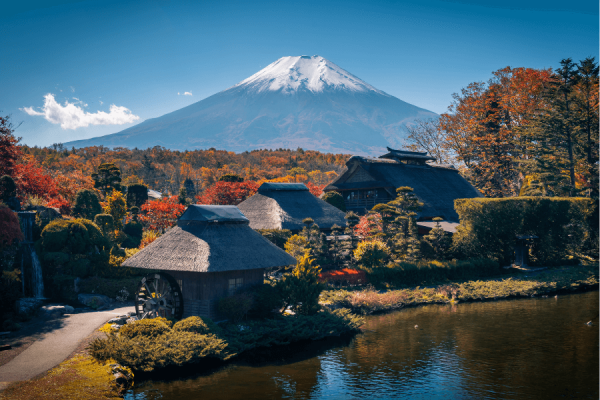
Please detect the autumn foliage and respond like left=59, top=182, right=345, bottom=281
left=318, top=268, right=367, bottom=285
left=0, top=204, right=24, bottom=249
left=139, top=196, right=186, bottom=231
left=196, top=181, right=259, bottom=205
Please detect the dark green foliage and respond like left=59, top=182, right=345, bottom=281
left=218, top=174, right=243, bottom=182
left=126, top=184, right=148, bottom=208
left=121, top=235, right=141, bottom=249
left=178, top=186, right=188, bottom=205
left=183, top=178, right=196, bottom=198
left=76, top=218, right=109, bottom=250
left=123, top=221, right=143, bottom=238
left=422, top=218, right=452, bottom=260
left=453, top=197, right=597, bottom=265
left=321, top=191, right=346, bottom=211
left=278, top=253, right=324, bottom=315
left=73, top=189, right=102, bottom=220
left=217, top=292, right=254, bottom=322
left=255, top=229, right=293, bottom=249
left=94, top=214, right=114, bottom=237
left=0, top=175, right=16, bottom=202
left=92, top=163, right=122, bottom=196
left=364, top=258, right=501, bottom=288
left=88, top=310, right=362, bottom=372
left=245, top=283, right=284, bottom=319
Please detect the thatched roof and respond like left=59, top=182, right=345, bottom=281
left=237, top=183, right=347, bottom=231
left=324, top=151, right=482, bottom=222
left=122, top=205, right=296, bottom=272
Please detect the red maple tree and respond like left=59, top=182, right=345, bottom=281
left=196, top=181, right=259, bottom=205
left=354, top=213, right=383, bottom=238
left=305, top=182, right=325, bottom=197
left=0, top=204, right=24, bottom=249
left=139, top=196, right=186, bottom=231
left=12, top=156, right=60, bottom=201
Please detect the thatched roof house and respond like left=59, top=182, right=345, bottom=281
left=237, top=182, right=347, bottom=232
left=324, top=147, right=482, bottom=223
left=123, top=205, right=296, bottom=319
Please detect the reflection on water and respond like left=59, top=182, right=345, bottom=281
left=126, top=291, right=599, bottom=400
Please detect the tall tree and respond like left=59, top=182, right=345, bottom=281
left=522, top=59, right=585, bottom=196
left=92, top=163, right=122, bottom=197
left=439, top=67, right=552, bottom=197
left=0, top=116, right=22, bottom=177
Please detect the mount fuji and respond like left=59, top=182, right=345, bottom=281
left=65, top=56, right=437, bottom=155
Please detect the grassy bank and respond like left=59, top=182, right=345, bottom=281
left=0, top=355, right=130, bottom=400
left=88, top=308, right=363, bottom=373
left=321, top=264, right=599, bottom=315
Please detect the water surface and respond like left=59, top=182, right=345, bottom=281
left=126, top=291, right=599, bottom=400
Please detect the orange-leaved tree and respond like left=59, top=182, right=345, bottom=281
left=196, top=181, right=258, bottom=205
left=439, top=66, right=552, bottom=197
left=139, top=196, right=186, bottom=231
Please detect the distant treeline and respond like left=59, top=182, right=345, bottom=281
left=21, top=145, right=350, bottom=196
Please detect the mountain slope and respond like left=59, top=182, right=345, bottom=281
left=66, top=55, right=437, bottom=155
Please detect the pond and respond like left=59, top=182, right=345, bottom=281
left=126, top=291, right=599, bottom=400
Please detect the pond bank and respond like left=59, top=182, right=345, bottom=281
left=320, top=264, right=599, bottom=315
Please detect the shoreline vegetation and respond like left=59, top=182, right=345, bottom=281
left=321, top=264, right=599, bottom=315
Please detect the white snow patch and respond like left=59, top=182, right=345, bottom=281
left=233, top=55, right=388, bottom=95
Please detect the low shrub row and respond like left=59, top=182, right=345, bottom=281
left=363, top=258, right=501, bottom=288
left=89, top=309, right=363, bottom=372
left=321, top=264, right=599, bottom=315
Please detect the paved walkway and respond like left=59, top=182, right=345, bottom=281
left=0, top=305, right=133, bottom=385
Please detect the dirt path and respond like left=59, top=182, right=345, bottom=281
left=0, top=305, right=133, bottom=389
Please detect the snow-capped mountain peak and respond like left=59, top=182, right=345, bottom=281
left=234, top=55, right=387, bottom=95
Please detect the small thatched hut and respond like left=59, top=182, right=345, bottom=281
left=122, top=205, right=296, bottom=319
left=237, top=182, right=347, bottom=232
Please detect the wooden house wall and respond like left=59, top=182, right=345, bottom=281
left=167, top=269, right=265, bottom=319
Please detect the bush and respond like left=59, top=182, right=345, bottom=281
left=278, top=253, right=324, bottom=315
left=453, top=197, right=597, bottom=265
left=284, top=234, right=309, bottom=259
left=123, top=221, right=143, bottom=238
left=321, top=191, right=346, bottom=211
left=354, top=239, right=390, bottom=268
left=119, top=317, right=172, bottom=339
left=256, top=229, right=293, bottom=249
left=73, top=189, right=102, bottom=220
left=364, top=258, right=501, bottom=288
left=217, top=292, right=254, bottom=322
left=126, top=183, right=148, bottom=208
left=94, top=214, right=114, bottom=236
left=173, top=316, right=217, bottom=334
left=76, top=218, right=109, bottom=250
left=41, top=219, right=89, bottom=254
left=245, top=283, right=284, bottom=318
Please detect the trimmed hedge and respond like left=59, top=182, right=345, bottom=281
left=364, top=258, right=501, bottom=288
left=453, top=197, right=597, bottom=266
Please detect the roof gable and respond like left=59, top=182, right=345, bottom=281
left=179, top=205, right=249, bottom=224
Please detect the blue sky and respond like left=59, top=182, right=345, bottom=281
left=1, top=0, right=597, bottom=148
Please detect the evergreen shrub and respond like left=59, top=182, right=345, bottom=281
left=363, top=258, right=500, bottom=288
left=453, top=197, right=597, bottom=265
left=321, top=191, right=346, bottom=211
left=256, top=229, right=293, bottom=249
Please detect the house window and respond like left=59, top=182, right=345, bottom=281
left=177, top=279, right=183, bottom=294
left=228, top=278, right=243, bottom=295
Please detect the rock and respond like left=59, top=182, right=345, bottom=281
left=108, top=317, right=127, bottom=325
left=40, top=305, right=71, bottom=316
left=64, top=305, right=75, bottom=313
left=126, top=317, right=138, bottom=324
left=16, top=298, right=44, bottom=315
left=110, top=324, right=121, bottom=330
left=77, top=294, right=113, bottom=309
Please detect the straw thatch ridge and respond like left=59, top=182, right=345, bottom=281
left=122, top=207, right=296, bottom=272
left=237, top=183, right=347, bottom=231
left=325, top=154, right=482, bottom=222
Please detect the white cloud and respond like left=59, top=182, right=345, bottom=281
left=21, top=93, right=140, bottom=130
left=70, top=86, right=75, bottom=92
left=99, top=100, right=103, bottom=105
left=178, top=91, right=193, bottom=96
